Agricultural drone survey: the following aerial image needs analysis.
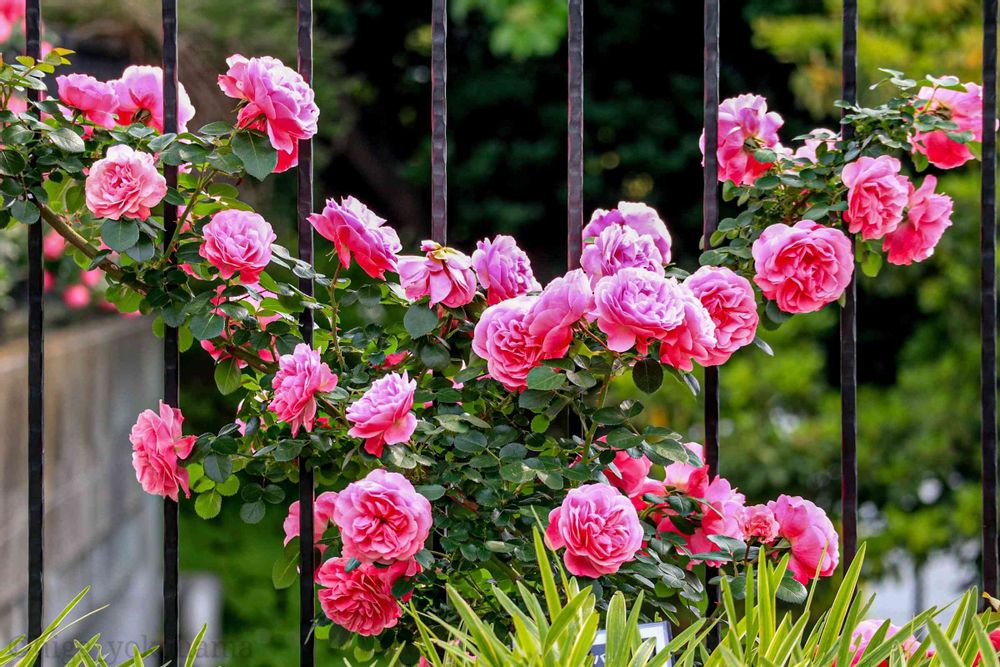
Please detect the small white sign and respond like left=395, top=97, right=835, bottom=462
left=591, top=621, right=672, bottom=666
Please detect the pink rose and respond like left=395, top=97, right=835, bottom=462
left=85, top=144, right=167, bottom=221
left=112, top=65, right=195, bottom=133
left=752, top=220, right=853, bottom=314
left=700, top=93, right=783, bottom=185
left=580, top=224, right=664, bottom=285
left=604, top=450, right=652, bottom=496
left=767, top=494, right=839, bottom=584
left=56, top=73, right=118, bottom=130
left=663, top=443, right=709, bottom=498
left=656, top=283, right=717, bottom=372
left=80, top=269, right=102, bottom=288
left=42, top=231, right=65, bottom=260
left=0, top=0, right=24, bottom=42
left=684, top=266, right=759, bottom=366
left=472, top=294, right=544, bottom=391
left=471, top=235, right=541, bottom=305
left=268, top=343, right=338, bottom=436
left=523, top=268, right=594, bottom=357
left=913, top=83, right=984, bottom=169
left=346, top=371, right=418, bottom=458
left=199, top=209, right=276, bottom=285
left=218, top=54, right=319, bottom=173
left=793, top=128, right=837, bottom=163
left=316, top=557, right=403, bottom=636
left=846, top=620, right=918, bottom=667
left=398, top=241, right=477, bottom=308
left=658, top=475, right=745, bottom=567
left=3, top=95, right=26, bottom=114
left=43, top=270, right=54, bottom=293
left=582, top=202, right=672, bottom=261
left=546, top=483, right=644, bottom=578
left=129, top=401, right=197, bottom=501
left=883, top=175, right=954, bottom=266
left=309, top=196, right=401, bottom=279
left=283, top=491, right=339, bottom=548
left=739, top=504, right=780, bottom=544
left=592, top=268, right=685, bottom=355
left=63, top=284, right=91, bottom=309
left=200, top=287, right=279, bottom=368
left=842, top=156, right=910, bottom=240
left=628, top=478, right=668, bottom=514
left=332, top=469, right=432, bottom=565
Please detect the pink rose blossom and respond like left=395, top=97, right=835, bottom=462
left=112, top=65, right=195, bottom=133
left=846, top=620, right=918, bottom=667
left=768, top=494, right=840, bottom=584
left=592, top=268, right=685, bottom=355
left=628, top=478, right=668, bottom=514
left=199, top=209, right=276, bottom=285
left=842, top=156, right=910, bottom=240
left=200, top=287, right=279, bottom=368
left=43, top=231, right=65, bottom=260
left=883, top=175, right=954, bottom=266
left=129, top=401, right=197, bottom=501
left=656, top=283, right=717, bottom=372
left=471, top=235, right=540, bottom=305
left=63, top=284, right=90, bottom=309
left=56, top=74, right=118, bottom=130
left=316, top=557, right=403, bottom=636
left=85, top=144, right=167, bottom=221
left=283, top=491, right=339, bottom=548
left=523, top=268, right=594, bottom=357
left=332, top=469, right=432, bottom=565
left=309, top=196, right=401, bottom=279
left=218, top=55, right=319, bottom=173
left=752, top=220, right=854, bottom=314
left=582, top=202, right=672, bottom=261
left=546, top=483, right=644, bottom=578
left=604, top=450, right=652, bottom=496
left=43, top=270, right=54, bottom=293
left=0, top=0, right=24, bottom=42
left=80, top=269, right=102, bottom=288
left=658, top=475, right=745, bottom=567
left=700, top=94, right=784, bottom=185
left=268, top=343, right=338, bottom=436
left=398, top=241, right=477, bottom=308
left=793, top=128, right=837, bottom=163
left=685, top=266, right=759, bottom=366
left=913, top=83, right=984, bottom=169
left=346, top=371, right=418, bottom=458
left=580, top=224, right=664, bottom=285
left=663, top=443, right=709, bottom=497
left=2, top=95, right=26, bottom=114
left=472, top=294, right=544, bottom=391
left=739, top=504, right=780, bottom=544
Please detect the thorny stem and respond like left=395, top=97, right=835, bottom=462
left=326, top=263, right=346, bottom=369
left=165, top=167, right=218, bottom=258
left=582, top=377, right=613, bottom=466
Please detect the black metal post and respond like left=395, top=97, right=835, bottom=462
left=702, top=0, right=720, bottom=478
left=567, top=0, right=583, bottom=269
left=431, top=0, right=447, bottom=246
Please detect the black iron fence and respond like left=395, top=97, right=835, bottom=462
left=17, top=0, right=1000, bottom=665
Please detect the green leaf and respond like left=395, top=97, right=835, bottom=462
left=404, top=305, right=439, bottom=338
left=525, top=365, right=566, bottom=391
left=861, top=248, right=883, bottom=278
left=189, top=313, right=226, bottom=340
left=239, top=501, right=266, bottom=524
left=415, top=484, right=446, bottom=501
left=632, top=358, right=664, bottom=394
left=0, top=149, right=26, bottom=175
left=272, top=538, right=299, bottom=589
left=101, top=219, right=140, bottom=252
left=214, top=357, right=242, bottom=395
left=195, top=491, right=222, bottom=519
left=125, top=234, right=155, bottom=262
left=10, top=199, right=39, bottom=224
left=49, top=127, right=86, bottom=153
left=203, top=454, right=233, bottom=483
left=231, top=131, right=277, bottom=180
left=344, top=557, right=362, bottom=574
left=530, top=415, right=551, bottom=433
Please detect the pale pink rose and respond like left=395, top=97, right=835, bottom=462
left=471, top=235, right=541, bottom=305
left=592, top=268, right=685, bottom=355
left=3, top=95, right=27, bottom=114
left=582, top=202, right=672, bottom=261
left=85, top=144, right=167, bottom=221
left=842, top=156, right=910, bottom=240
left=79, top=268, right=102, bottom=288
left=129, top=401, right=197, bottom=501
left=472, top=294, right=544, bottom=391
left=62, top=284, right=90, bottom=309
left=346, top=371, right=418, bottom=458
left=700, top=93, right=784, bottom=185
left=793, top=128, right=837, bottom=163
left=218, top=54, right=319, bottom=173
left=546, top=483, right=644, bottom=578
left=767, top=494, right=839, bottom=584
left=658, top=475, right=745, bottom=567
left=398, top=241, right=477, bottom=308
left=268, top=343, right=338, bottom=436
left=663, top=443, right=709, bottom=497
left=111, top=65, right=195, bottom=133
left=56, top=74, right=118, bottom=130
left=752, top=220, right=853, bottom=314
left=656, top=283, right=717, bottom=372
left=846, top=620, right=918, bottom=667
left=316, top=557, right=403, bottom=636
left=42, top=231, right=65, bottom=260
left=0, top=0, right=24, bottom=42
left=523, top=268, right=594, bottom=357
left=883, top=175, right=954, bottom=266
left=685, top=266, right=759, bottom=366
left=199, top=209, right=276, bottom=285
left=283, top=491, right=339, bottom=549
left=580, top=224, right=664, bottom=285
left=739, top=504, right=780, bottom=544
left=333, top=469, right=432, bottom=565
left=913, top=83, right=984, bottom=169
left=309, top=196, right=401, bottom=279
left=604, top=450, right=652, bottom=496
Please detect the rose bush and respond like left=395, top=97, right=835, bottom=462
left=0, top=51, right=983, bottom=656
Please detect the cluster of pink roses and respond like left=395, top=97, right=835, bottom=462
left=40, top=230, right=124, bottom=312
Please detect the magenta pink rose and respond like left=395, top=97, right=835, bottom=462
left=523, top=269, right=594, bottom=358
left=472, top=294, right=545, bottom=391
left=471, top=235, right=541, bottom=305
left=752, top=220, right=854, bottom=314
left=663, top=443, right=709, bottom=497
left=913, top=83, right=984, bottom=169
left=580, top=224, right=664, bottom=285
left=593, top=268, right=685, bottom=355
left=332, top=469, right=432, bottom=565
left=85, top=145, right=167, bottom=221
left=604, top=450, right=652, bottom=496
left=129, top=401, right=197, bottom=501
left=582, top=202, right=672, bottom=261
left=316, top=557, right=403, bottom=636
left=218, top=54, right=319, bottom=173
left=846, top=620, right=918, bottom=667
left=309, top=196, right=401, bottom=279
left=767, top=494, right=839, bottom=584
left=701, top=93, right=783, bottom=185
left=56, top=73, right=118, bottom=130
left=739, top=504, right=780, bottom=544
left=346, top=371, right=418, bottom=458
left=112, top=65, right=195, bottom=133
left=793, top=128, right=837, bottom=163
left=283, top=491, right=339, bottom=551
left=268, top=343, right=338, bottom=436
left=43, top=231, right=65, bottom=260
left=63, top=285, right=90, bottom=309
left=398, top=241, right=477, bottom=309
left=199, top=209, right=276, bottom=285
left=658, top=475, right=745, bottom=567
left=842, top=156, right=910, bottom=240
left=657, top=283, right=717, bottom=372
left=0, top=0, right=24, bottom=42
left=685, top=266, right=759, bottom=366
left=546, top=483, right=644, bottom=578
left=883, top=175, right=954, bottom=266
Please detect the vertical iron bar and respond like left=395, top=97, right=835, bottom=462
left=567, top=0, right=583, bottom=269
left=297, top=1, right=316, bottom=664
left=161, top=1, right=180, bottom=664
left=839, top=0, right=859, bottom=570
left=702, top=0, right=720, bottom=477
left=431, top=0, right=447, bottom=245
left=981, top=0, right=999, bottom=600
left=25, top=0, right=43, bottom=645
